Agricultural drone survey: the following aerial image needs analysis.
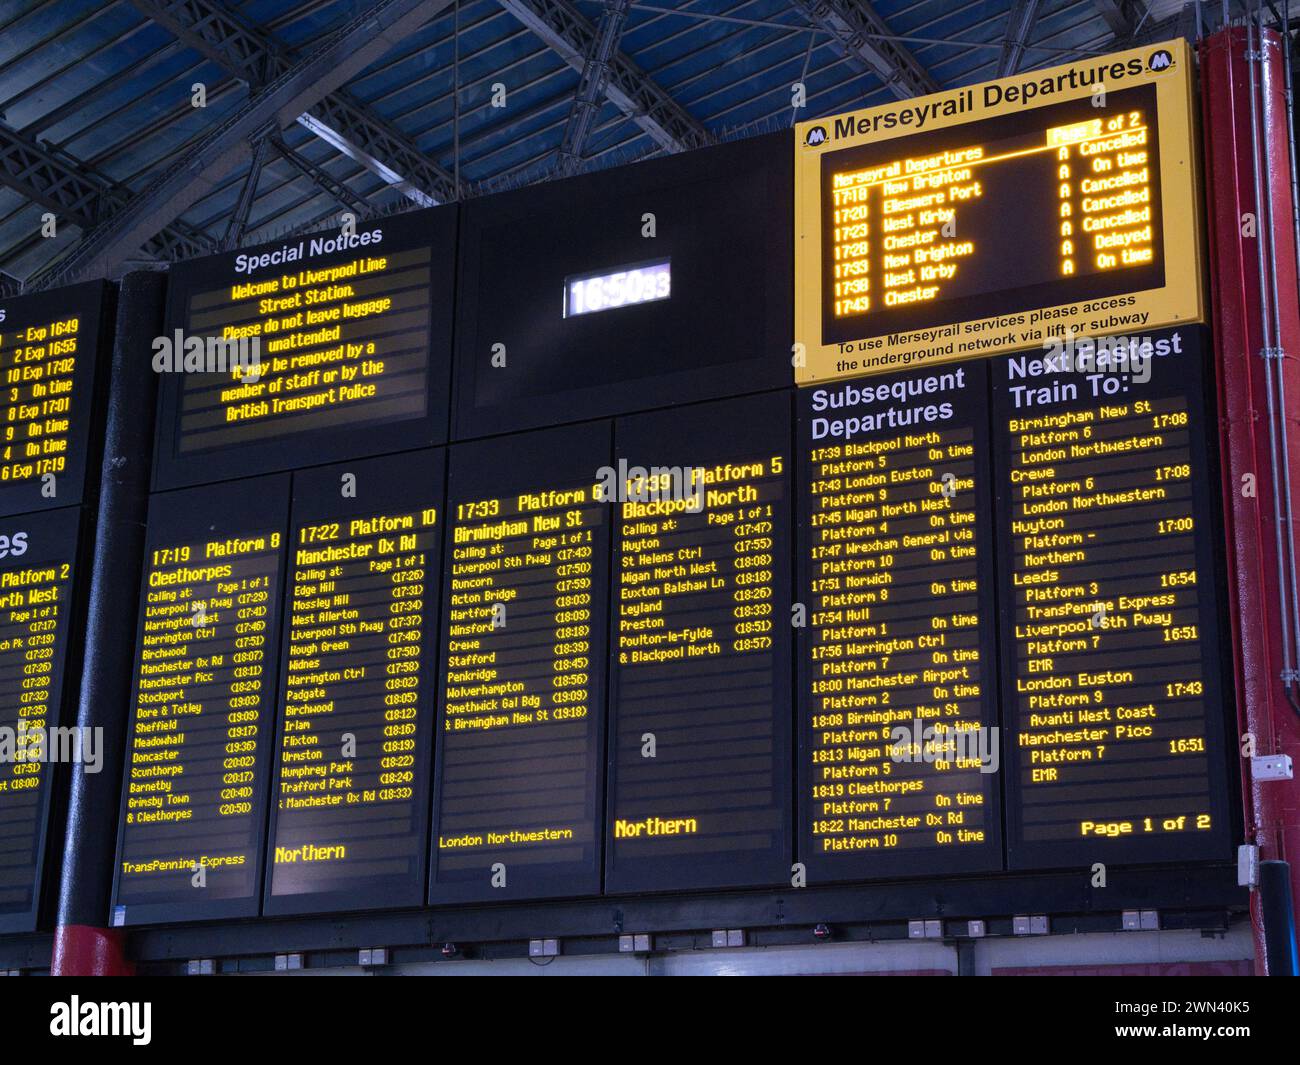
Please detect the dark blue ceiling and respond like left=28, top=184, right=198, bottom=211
left=0, top=0, right=1198, bottom=284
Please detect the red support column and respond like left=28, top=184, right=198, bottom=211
left=51, top=927, right=133, bottom=978
left=1201, top=25, right=1300, bottom=975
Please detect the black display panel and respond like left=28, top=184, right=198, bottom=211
left=994, top=326, right=1234, bottom=868
left=0, top=282, right=110, bottom=517
left=606, top=393, right=792, bottom=892
left=264, top=450, right=443, bottom=915
left=153, top=207, right=456, bottom=490
left=817, top=84, right=1163, bottom=346
left=798, top=365, right=1003, bottom=880
left=430, top=423, right=609, bottom=903
left=0, top=508, right=84, bottom=934
left=111, top=476, right=290, bottom=925
left=453, top=133, right=792, bottom=438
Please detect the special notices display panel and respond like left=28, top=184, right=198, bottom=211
left=111, top=478, right=290, bottom=925
left=798, top=366, right=1003, bottom=880
left=430, top=425, right=607, bottom=903
left=0, top=509, right=82, bottom=934
left=607, top=394, right=792, bottom=893
left=0, top=282, right=109, bottom=516
left=153, top=207, right=456, bottom=490
left=994, top=327, right=1232, bottom=868
left=264, top=451, right=442, bottom=915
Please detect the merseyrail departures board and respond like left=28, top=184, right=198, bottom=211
left=794, top=40, right=1203, bottom=382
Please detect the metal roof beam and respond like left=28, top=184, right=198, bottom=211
left=556, top=0, right=632, bottom=175
left=496, top=0, right=711, bottom=153
left=219, top=133, right=270, bottom=250
left=269, top=135, right=372, bottom=218
left=1095, top=6, right=1195, bottom=52
left=789, top=0, right=939, bottom=100
left=0, top=120, right=214, bottom=268
left=1092, top=0, right=1149, bottom=39
left=998, top=0, right=1042, bottom=77
left=126, top=0, right=279, bottom=84
left=127, top=0, right=455, bottom=207
left=34, top=0, right=452, bottom=288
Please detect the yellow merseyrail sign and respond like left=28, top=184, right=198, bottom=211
left=793, top=38, right=1203, bottom=383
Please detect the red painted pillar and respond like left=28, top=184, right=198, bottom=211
left=51, top=926, right=132, bottom=978
left=1201, top=26, right=1300, bottom=974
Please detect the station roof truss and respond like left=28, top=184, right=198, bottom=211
left=0, top=0, right=1219, bottom=288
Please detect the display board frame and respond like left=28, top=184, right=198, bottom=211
left=110, top=475, right=291, bottom=926
left=263, top=449, right=445, bottom=917
left=993, top=326, right=1238, bottom=869
left=452, top=133, right=792, bottom=439
left=152, top=208, right=457, bottom=491
left=794, top=39, right=1204, bottom=383
left=429, top=422, right=611, bottom=905
left=796, top=364, right=1005, bottom=882
left=606, top=392, right=794, bottom=894
left=0, top=506, right=92, bottom=935
left=0, top=281, right=113, bottom=517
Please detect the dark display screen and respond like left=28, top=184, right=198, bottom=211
left=606, top=393, right=792, bottom=892
left=430, top=423, right=608, bottom=903
left=153, top=209, right=455, bottom=489
left=0, top=282, right=109, bottom=516
left=264, top=450, right=443, bottom=915
left=453, top=133, right=791, bottom=438
left=818, top=84, right=1163, bottom=345
left=994, top=326, right=1233, bottom=867
left=111, top=477, right=289, bottom=925
left=0, top=508, right=82, bottom=933
left=798, top=364, right=1003, bottom=880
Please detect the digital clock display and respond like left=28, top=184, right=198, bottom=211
left=564, top=260, right=671, bottom=317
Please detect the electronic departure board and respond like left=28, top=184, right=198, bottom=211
left=0, top=282, right=110, bottom=516
left=264, top=451, right=443, bottom=915
left=153, top=207, right=456, bottom=490
left=607, top=394, right=792, bottom=892
left=0, top=508, right=84, bottom=934
left=798, top=365, right=1002, bottom=880
left=454, top=134, right=791, bottom=437
left=994, top=326, right=1233, bottom=868
left=111, top=477, right=290, bottom=925
left=794, top=40, right=1202, bottom=381
left=430, top=424, right=608, bottom=903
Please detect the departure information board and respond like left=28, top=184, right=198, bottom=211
left=430, top=424, right=607, bottom=903
left=0, top=282, right=109, bottom=516
left=798, top=366, right=1002, bottom=880
left=607, top=394, right=792, bottom=892
left=111, top=477, right=289, bottom=925
left=0, top=508, right=82, bottom=934
left=264, top=451, right=442, bottom=915
left=995, top=327, right=1232, bottom=867
left=794, top=40, right=1202, bottom=381
left=154, top=208, right=456, bottom=489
